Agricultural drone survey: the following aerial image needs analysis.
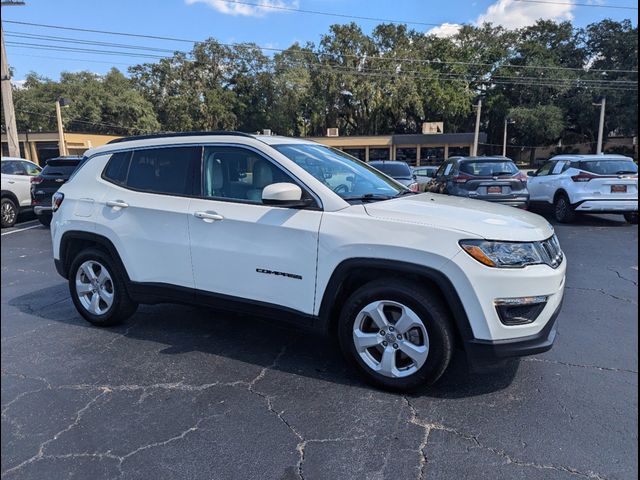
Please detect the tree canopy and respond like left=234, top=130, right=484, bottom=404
left=4, top=19, right=637, bottom=156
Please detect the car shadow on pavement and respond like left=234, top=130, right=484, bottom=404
left=8, top=284, right=519, bottom=399
left=528, top=207, right=633, bottom=228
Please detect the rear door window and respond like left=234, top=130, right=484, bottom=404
left=125, top=147, right=201, bottom=196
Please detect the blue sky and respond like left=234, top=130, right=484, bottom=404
left=2, top=0, right=637, bottom=81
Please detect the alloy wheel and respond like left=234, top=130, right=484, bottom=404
left=1, top=202, right=17, bottom=226
left=352, top=300, right=429, bottom=378
left=75, top=260, right=114, bottom=315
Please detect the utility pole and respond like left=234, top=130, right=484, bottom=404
left=502, top=117, right=514, bottom=157
left=472, top=98, right=482, bottom=156
left=55, top=99, right=68, bottom=156
left=1, top=3, right=24, bottom=158
left=593, top=97, right=606, bottom=154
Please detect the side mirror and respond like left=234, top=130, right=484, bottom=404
left=262, top=182, right=312, bottom=208
left=527, top=171, right=537, bottom=177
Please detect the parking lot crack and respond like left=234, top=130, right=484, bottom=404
left=608, top=268, right=638, bottom=287
left=524, top=357, right=638, bottom=374
left=403, top=396, right=431, bottom=480
left=246, top=345, right=307, bottom=479
left=402, top=397, right=608, bottom=480
left=565, top=286, right=637, bottom=305
left=1, top=389, right=108, bottom=477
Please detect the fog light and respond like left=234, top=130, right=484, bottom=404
left=494, top=296, right=547, bottom=325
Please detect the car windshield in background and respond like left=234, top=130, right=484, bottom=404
left=273, top=144, right=405, bottom=200
left=370, top=162, right=413, bottom=178
left=460, top=161, right=518, bottom=176
left=578, top=160, right=638, bottom=175
left=42, top=159, right=81, bottom=176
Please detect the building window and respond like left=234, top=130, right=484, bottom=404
left=448, top=146, right=470, bottom=158
left=420, top=147, right=445, bottom=164
left=369, top=148, right=390, bottom=161
left=396, top=147, right=417, bottom=166
left=342, top=148, right=366, bottom=161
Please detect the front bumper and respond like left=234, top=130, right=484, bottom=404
left=464, top=297, right=562, bottom=362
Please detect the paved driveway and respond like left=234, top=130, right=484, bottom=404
left=1, top=214, right=638, bottom=480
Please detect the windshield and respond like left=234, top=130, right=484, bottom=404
left=370, top=162, right=412, bottom=178
left=459, top=160, right=518, bottom=176
left=578, top=160, right=638, bottom=175
left=273, top=144, right=405, bottom=200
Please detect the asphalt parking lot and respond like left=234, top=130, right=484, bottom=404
left=1, top=212, right=638, bottom=480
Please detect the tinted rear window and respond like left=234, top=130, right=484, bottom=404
left=459, top=161, right=518, bottom=176
left=103, top=152, right=131, bottom=184
left=578, top=160, right=638, bottom=175
left=126, top=147, right=201, bottom=195
left=42, top=159, right=81, bottom=176
left=370, top=162, right=412, bottom=178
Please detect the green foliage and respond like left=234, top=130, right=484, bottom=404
left=2, top=19, right=637, bottom=152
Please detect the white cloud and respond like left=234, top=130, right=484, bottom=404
left=428, top=0, right=575, bottom=37
left=11, top=79, right=26, bottom=89
left=186, top=0, right=299, bottom=17
left=427, top=23, right=464, bottom=38
left=476, top=0, right=574, bottom=29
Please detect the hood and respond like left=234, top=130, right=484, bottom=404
left=363, top=193, right=554, bottom=242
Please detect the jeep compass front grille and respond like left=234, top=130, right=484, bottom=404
left=539, top=235, right=563, bottom=269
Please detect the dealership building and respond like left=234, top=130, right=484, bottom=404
left=3, top=130, right=485, bottom=166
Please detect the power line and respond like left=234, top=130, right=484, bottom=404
left=212, top=0, right=444, bottom=26
left=5, top=20, right=638, bottom=74
left=514, top=0, right=637, bottom=10
left=15, top=108, right=140, bottom=133
left=7, top=52, right=136, bottom=67
left=7, top=41, right=637, bottom=90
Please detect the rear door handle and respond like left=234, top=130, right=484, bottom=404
left=106, top=200, right=129, bottom=209
left=194, top=211, right=224, bottom=222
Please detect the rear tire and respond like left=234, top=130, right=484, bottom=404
left=38, top=215, right=52, bottom=228
left=624, top=212, right=638, bottom=224
left=337, top=279, right=454, bottom=392
left=554, top=194, right=576, bottom=223
left=68, top=248, right=138, bottom=327
left=1, top=198, right=18, bottom=228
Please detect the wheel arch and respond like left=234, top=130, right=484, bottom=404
left=553, top=188, right=571, bottom=204
left=318, top=258, right=473, bottom=347
left=58, top=231, right=130, bottom=282
left=1, top=189, right=20, bottom=206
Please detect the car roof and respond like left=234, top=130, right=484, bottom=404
left=456, top=156, right=514, bottom=162
left=86, top=132, right=319, bottom=157
left=1, top=157, right=28, bottom=162
left=550, top=154, right=634, bottom=161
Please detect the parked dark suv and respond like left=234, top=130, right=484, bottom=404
left=427, top=156, right=529, bottom=208
left=31, top=156, right=83, bottom=226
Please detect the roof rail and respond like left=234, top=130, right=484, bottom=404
left=107, top=131, right=255, bottom=145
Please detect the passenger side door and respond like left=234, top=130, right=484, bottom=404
left=97, top=147, right=200, bottom=288
left=188, top=146, right=322, bottom=315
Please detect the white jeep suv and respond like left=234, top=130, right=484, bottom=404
left=51, top=132, right=566, bottom=391
left=527, top=154, right=638, bottom=224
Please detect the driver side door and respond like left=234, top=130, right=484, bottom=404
left=187, top=145, right=323, bottom=316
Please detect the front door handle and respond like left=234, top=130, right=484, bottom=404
left=106, top=200, right=129, bottom=209
left=194, top=211, right=224, bottom=222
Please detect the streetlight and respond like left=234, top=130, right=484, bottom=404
left=55, top=97, right=71, bottom=156
left=502, top=117, right=515, bottom=157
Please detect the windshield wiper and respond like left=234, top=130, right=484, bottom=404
left=615, top=170, right=637, bottom=175
left=343, top=193, right=394, bottom=202
left=394, top=190, right=417, bottom=197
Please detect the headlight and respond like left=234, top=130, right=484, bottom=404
left=459, top=236, right=563, bottom=268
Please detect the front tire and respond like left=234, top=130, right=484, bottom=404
left=624, top=212, right=638, bottom=224
left=1, top=198, right=18, bottom=228
left=337, top=279, right=454, bottom=391
left=554, top=194, right=576, bottom=223
left=68, top=248, right=137, bottom=326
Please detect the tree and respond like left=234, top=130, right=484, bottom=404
left=509, top=105, right=564, bottom=162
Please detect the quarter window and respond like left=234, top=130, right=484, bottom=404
left=103, top=152, right=131, bottom=184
